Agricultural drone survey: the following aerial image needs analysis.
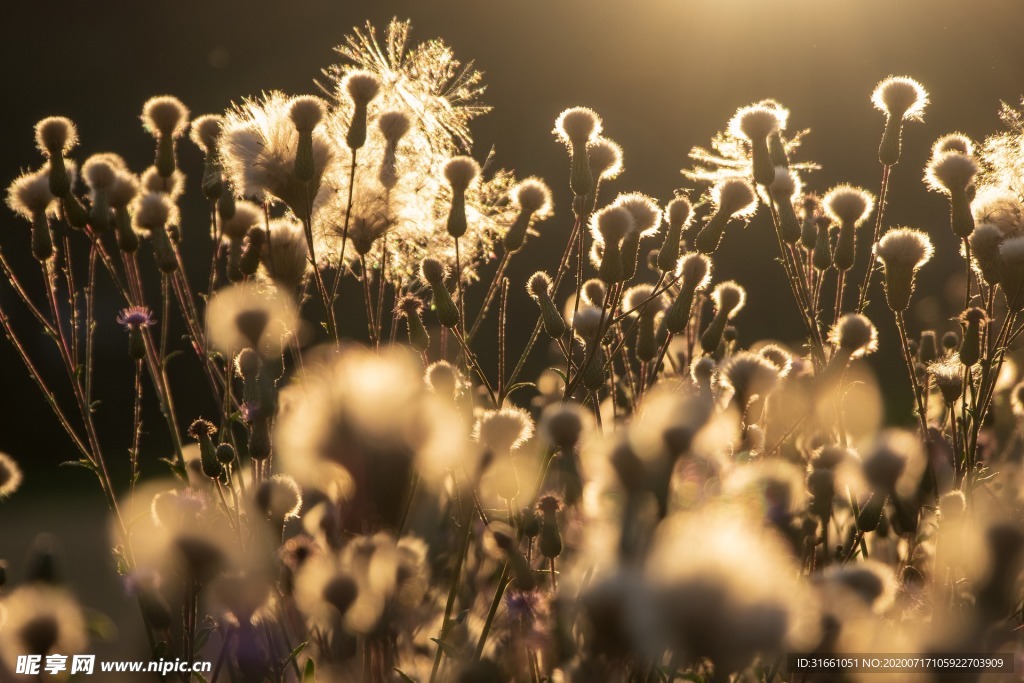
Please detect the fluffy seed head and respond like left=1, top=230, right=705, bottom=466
left=587, top=136, right=623, bottom=180
left=81, top=154, right=125, bottom=194
left=377, top=110, right=411, bottom=145
left=871, top=76, right=928, bottom=120
left=425, top=361, right=462, bottom=397
left=932, top=133, right=973, bottom=157
left=527, top=271, right=552, bottom=300
left=220, top=200, right=262, bottom=241
left=728, top=102, right=788, bottom=141
left=34, top=116, right=78, bottom=156
left=925, top=152, right=979, bottom=195
left=972, top=187, right=1024, bottom=238
left=675, top=253, right=713, bottom=290
left=875, top=227, right=934, bottom=270
left=613, top=192, right=662, bottom=236
left=255, top=475, right=303, bottom=519
left=474, top=407, right=534, bottom=454
left=539, top=403, right=586, bottom=450
left=108, top=171, right=140, bottom=209
left=768, top=166, right=801, bottom=201
left=419, top=257, right=448, bottom=285
left=711, top=178, right=757, bottom=217
left=823, top=184, right=875, bottom=227
left=554, top=107, right=602, bottom=145
left=572, top=306, right=605, bottom=341
left=665, top=197, right=692, bottom=229
left=969, top=223, right=1004, bottom=284
left=189, top=114, right=223, bottom=153
left=7, top=168, right=54, bottom=219
left=720, top=352, right=781, bottom=404
left=711, top=281, right=746, bottom=317
left=513, top=178, right=553, bottom=216
left=343, top=70, right=381, bottom=105
left=829, top=313, right=879, bottom=358
left=132, top=193, right=173, bottom=231
left=758, top=343, right=793, bottom=378
left=0, top=452, right=23, bottom=498
left=999, top=235, right=1024, bottom=267
left=591, top=205, right=634, bottom=244
left=622, top=284, right=665, bottom=313
left=288, top=95, right=327, bottom=132
left=142, top=95, right=190, bottom=138
left=443, top=156, right=480, bottom=191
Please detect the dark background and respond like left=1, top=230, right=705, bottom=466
left=0, top=0, right=1022, bottom=641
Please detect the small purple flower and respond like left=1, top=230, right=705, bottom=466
left=117, top=306, right=155, bottom=331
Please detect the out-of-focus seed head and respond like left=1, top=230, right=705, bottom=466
left=829, top=313, right=879, bottom=358
left=35, top=117, right=79, bottom=157
left=720, top=351, right=781, bottom=405
left=425, top=361, right=462, bottom=398
left=288, top=95, right=328, bottom=132
left=758, top=343, right=793, bottom=378
left=443, top=156, right=480, bottom=192
left=255, top=475, right=303, bottom=520
left=711, top=178, right=757, bottom=217
left=474, top=407, right=534, bottom=455
left=871, top=76, right=929, bottom=121
left=572, top=306, right=604, bottom=341
left=189, top=114, right=224, bottom=154
left=343, top=70, right=381, bottom=105
left=142, top=96, right=190, bottom=138
left=972, top=187, right=1024, bottom=238
left=539, top=403, right=586, bottom=451
left=581, top=278, right=607, bottom=307
left=554, top=107, right=602, bottom=145
left=1010, top=382, right=1024, bottom=417
left=932, top=132, right=973, bottom=158
left=0, top=452, right=23, bottom=498
left=220, top=200, right=262, bottom=241
left=587, top=136, right=623, bottom=180
left=925, top=152, right=979, bottom=195
left=823, top=184, right=875, bottom=227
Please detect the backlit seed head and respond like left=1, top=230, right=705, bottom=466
left=829, top=313, right=879, bottom=358
left=474, top=407, right=534, bottom=454
left=132, top=193, right=173, bottom=231
left=419, top=257, right=449, bottom=286
left=6, top=168, right=54, bottom=220
left=720, top=352, right=781, bottom=406
left=443, top=156, right=480, bottom=192
left=108, top=171, right=140, bottom=209
left=587, top=136, right=624, bottom=180
left=875, top=227, right=934, bottom=271
left=554, top=107, right=602, bottom=145
left=527, top=271, right=552, bottom=300
left=925, top=152, right=979, bottom=195
left=513, top=178, right=553, bottom=216
left=0, top=452, right=23, bottom=498
left=823, top=184, right=875, bottom=227
left=539, top=403, right=586, bottom=451
left=871, top=76, right=928, bottom=121
left=758, top=343, right=793, bottom=378
left=288, top=95, right=328, bottom=132
left=572, top=306, right=605, bottom=341
left=675, top=253, right=713, bottom=291
left=34, top=116, right=79, bottom=157
left=581, top=279, right=607, bottom=307
left=665, top=196, right=692, bottom=230
left=710, top=178, right=757, bottom=217
left=613, top=192, right=662, bottom=236
left=728, top=102, right=788, bottom=141
left=591, top=205, right=634, bottom=244
left=425, top=361, right=462, bottom=398
left=377, top=110, right=411, bottom=145
left=711, top=281, right=746, bottom=318
left=142, top=95, right=190, bottom=138
left=932, top=132, right=974, bottom=157
left=343, top=70, right=381, bottom=105
left=189, top=114, right=224, bottom=154
left=767, top=166, right=801, bottom=202
left=255, top=475, right=303, bottom=520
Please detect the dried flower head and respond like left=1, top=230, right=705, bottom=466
left=972, top=187, right=1024, bottom=238
left=512, top=177, right=553, bottom=218
left=132, top=192, right=174, bottom=232
left=925, top=152, right=979, bottom=195
left=665, top=196, right=692, bottom=229
left=823, top=184, right=875, bottom=227
left=588, top=136, right=624, bottom=180
left=342, top=69, right=382, bottom=105
left=474, top=407, right=534, bottom=455
left=613, top=192, right=662, bottom=236
left=377, top=110, right=411, bottom=145
left=288, top=95, right=328, bottom=132
left=675, top=253, right=713, bottom=290
left=554, top=107, right=602, bottom=145
left=728, top=102, right=789, bottom=141
left=871, top=76, right=928, bottom=121
left=710, top=177, right=757, bottom=217
left=443, top=156, right=480, bottom=192
left=81, top=154, right=125, bottom=193
left=932, top=132, right=974, bottom=157
left=711, top=281, right=746, bottom=318
left=829, top=314, right=879, bottom=358
left=189, top=114, right=224, bottom=153
left=142, top=95, right=190, bottom=138
left=590, top=205, right=634, bottom=244
left=34, top=116, right=78, bottom=157
left=527, top=271, right=552, bottom=300
left=874, top=227, right=934, bottom=310
left=6, top=168, right=54, bottom=220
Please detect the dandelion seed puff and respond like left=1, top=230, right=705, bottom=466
left=932, top=132, right=974, bottom=157
left=720, top=351, right=781, bottom=408
left=613, top=192, right=662, bottom=236
left=474, top=407, right=534, bottom=455
left=142, top=95, right=190, bottom=138
left=554, top=106, right=602, bottom=145
left=588, top=136, right=623, bottom=180
left=189, top=114, right=224, bottom=153
left=972, top=187, right=1024, bottom=238
left=512, top=178, right=553, bottom=217
left=674, top=253, right=713, bottom=290
left=829, top=314, right=879, bottom=359
left=0, top=585, right=88, bottom=667
left=343, top=69, right=382, bottom=105
left=823, top=184, right=875, bottom=227
left=220, top=200, right=262, bottom=241
left=871, top=76, right=928, bottom=121
left=728, top=102, right=789, bottom=141
left=711, top=281, right=746, bottom=318
left=377, top=110, right=411, bottom=145
left=711, top=178, right=757, bottom=218
left=206, top=281, right=298, bottom=357
left=925, top=152, right=979, bottom=195
left=288, top=95, right=328, bottom=132
left=6, top=168, right=54, bottom=220
left=443, top=156, right=480, bottom=192
left=34, top=116, right=78, bottom=157
left=0, top=452, right=23, bottom=498
left=590, top=205, right=634, bottom=244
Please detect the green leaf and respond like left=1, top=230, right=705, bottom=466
left=549, top=367, right=568, bottom=384
left=503, top=382, right=536, bottom=398
left=60, top=459, right=98, bottom=471
left=282, top=642, right=308, bottom=669
left=430, top=637, right=464, bottom=661
left=302, top=658, right=316, bottom=683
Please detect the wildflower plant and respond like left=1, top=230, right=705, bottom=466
left=5, top=16, right=1024, bottom=683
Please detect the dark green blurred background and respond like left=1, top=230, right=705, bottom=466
left=1, top=0, right=1022, bottom=655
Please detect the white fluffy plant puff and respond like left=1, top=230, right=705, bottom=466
left=872, top=76, right=928, bottom=166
